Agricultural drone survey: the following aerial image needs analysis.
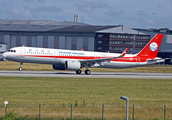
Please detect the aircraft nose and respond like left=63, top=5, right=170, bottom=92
left=2, top=53, right=6, bottom=59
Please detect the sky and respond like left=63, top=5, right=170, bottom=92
left=0, top=0, right=172, bottom=29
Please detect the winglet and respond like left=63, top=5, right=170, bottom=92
left=121, top=47, right=129, bottom=56
left=81, top=48, right=84, bottom=51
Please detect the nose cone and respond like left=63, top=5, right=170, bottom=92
left=2, top=53, right=6, bottom=59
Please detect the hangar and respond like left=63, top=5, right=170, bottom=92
left=0, top=19, right=171, bottom=63
left=0, top=20, right=95, bottom=51
left=0, top=19, right=150, bottom=53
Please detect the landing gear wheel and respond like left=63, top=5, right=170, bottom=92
left=85, top=70, right=91, bottom=75
left=19, top=62, right=23, bottom=71
left=76, top=70, right=82, bottom=74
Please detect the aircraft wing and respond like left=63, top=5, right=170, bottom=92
left=80, top=47, right=129, bottom=67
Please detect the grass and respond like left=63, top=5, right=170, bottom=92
left=0, top=61, right=172, bottom=73
left=0, top=77, right=172, bottom=105
left=0, top=61, right=172, bottom=119
left=0, top=77, right=172, bottom=119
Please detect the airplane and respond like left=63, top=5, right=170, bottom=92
left=2, top=34, right=164, bottom=75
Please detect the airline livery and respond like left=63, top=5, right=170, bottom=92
left=2, top=34, right=164, bottom=75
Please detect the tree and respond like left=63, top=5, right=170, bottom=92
left=149, top=28, right=157, bottom=30
left=159, top=28, right=170, bottom=30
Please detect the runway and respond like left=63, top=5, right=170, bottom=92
left=0, top=70, right=172, bottom=79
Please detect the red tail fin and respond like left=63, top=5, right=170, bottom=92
left=137, top=34, right=163, bottom=59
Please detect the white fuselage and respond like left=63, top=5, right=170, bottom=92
left=1, top=34, right=164, bottom=74
left=2, top=46, right=152, bottom=69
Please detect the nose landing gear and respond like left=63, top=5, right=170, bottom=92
left=19, top=62, right=23, bottom=71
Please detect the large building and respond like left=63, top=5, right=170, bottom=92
left=0, top=19, right=172, bottom=63
left=0, top=20, right=150, bottom=53
left=95, top=26, right=150, bottom=53
left=0, top=20, right=95, bottom=52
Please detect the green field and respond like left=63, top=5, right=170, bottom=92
left=0, top=70, right=172, bottom=119
left=1, top=77, right=172, bottom=106
left=0, top=61, right=172, bottom=119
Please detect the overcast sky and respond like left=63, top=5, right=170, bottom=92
left=0, top=0, right=171, bottom=29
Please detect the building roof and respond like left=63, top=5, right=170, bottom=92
left=0, top=19, right=156, bottom=35
left=50, top=25, right=118, bottom=32
left=97, top=26, right=146, bottom=35
left=0, top=19, right=90, bottom=32
left=0, top=19, right=122, bottom=33
left=134, top=28, right=172, bottom=34
left=0, top=19, right=89, bottom=26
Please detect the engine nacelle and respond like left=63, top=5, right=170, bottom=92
left=53, top=64, right=66, bottom=70
left=66, top=61, right=81, bottom=70
left=53, top=61, right=81, bottom=71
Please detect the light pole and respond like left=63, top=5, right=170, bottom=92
left=120, top=96, right=129, bottom=120
left=4, top=101, right=8, bottom=117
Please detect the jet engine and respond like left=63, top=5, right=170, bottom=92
left=53, top=61, right=81, bottom=70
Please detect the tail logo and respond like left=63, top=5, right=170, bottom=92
left=149, top=42, right=158, bottom=51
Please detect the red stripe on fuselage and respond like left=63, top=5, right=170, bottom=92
left=22, top=55, right=147, bottom=63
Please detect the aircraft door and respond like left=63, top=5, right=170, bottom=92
left=21, top=48, right=25, bottom=57
left=54, top=50, right=56, bottom=58
left=94, top=54, right=98, bottom=59
left=55, top=50, right=59, bottom=58
left=136, top=56, right=140, bottom=64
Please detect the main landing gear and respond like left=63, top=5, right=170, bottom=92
left=84, top=66, right=91, bottom=75
left=75, top=69, right=91, bottom=75
left=76, top=70, right=82, bottom=74
left=85, top=70, right=91, bottom=75
left=19, top=62, right=23, bottom=71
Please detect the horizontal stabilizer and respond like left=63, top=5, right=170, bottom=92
left=147, top=59, right=165, bottom=64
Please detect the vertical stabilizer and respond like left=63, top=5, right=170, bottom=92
left=137, top=34, right=163, bottom=59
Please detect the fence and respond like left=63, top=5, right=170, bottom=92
left=0, top=104, right=172, bottom=120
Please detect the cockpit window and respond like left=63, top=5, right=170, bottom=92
left=8, top=50, right=16, bottom=52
